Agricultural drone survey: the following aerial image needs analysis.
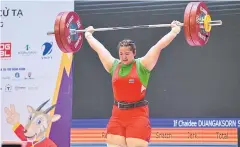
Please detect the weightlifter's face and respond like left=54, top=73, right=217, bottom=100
left=119, top=46, right=135, bottom=65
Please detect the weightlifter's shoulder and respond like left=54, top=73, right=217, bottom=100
left=109, top=58, right=120, bottom=76
left=135, top=58, right=151, bottom=74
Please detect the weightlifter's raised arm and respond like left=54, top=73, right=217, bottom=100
left=84, top=26, right=115, bottom=73
left=140, top=20, right=182, bottom=71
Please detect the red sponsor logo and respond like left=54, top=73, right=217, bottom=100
left=0, top=42, right=11, bottom=58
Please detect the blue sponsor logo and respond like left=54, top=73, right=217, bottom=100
left=15, top=72, right=20, bottom=78
left=42, top=42, right=53, bottom=59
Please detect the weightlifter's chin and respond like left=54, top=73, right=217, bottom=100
left=122, top=60, right=131, bottom=65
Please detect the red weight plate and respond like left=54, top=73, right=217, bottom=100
left=190, top=2, right=210, bottom=46
left=184, top=2, right=195, bottom=46
left=54, top=12, right=68, bottom=53
left=59, top=12, right=84, bottom=53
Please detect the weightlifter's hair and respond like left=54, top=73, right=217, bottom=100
left=117, top=39, right=136, bottom=54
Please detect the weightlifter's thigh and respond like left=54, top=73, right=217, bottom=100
left=126, top=116, right=151, bottom=147
left=106, top=117, right=127, bottom=147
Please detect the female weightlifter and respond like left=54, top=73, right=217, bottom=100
left=84, top=20, right=181, bottom=147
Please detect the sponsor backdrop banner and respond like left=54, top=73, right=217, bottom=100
left=1, top=1, right=74, bottom=147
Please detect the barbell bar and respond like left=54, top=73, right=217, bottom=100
left=47, top=19, right=222, bottom=35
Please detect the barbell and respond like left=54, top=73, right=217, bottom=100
left=47, top=1, right=223, bottom=53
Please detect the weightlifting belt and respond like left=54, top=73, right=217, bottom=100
left=114, top=99, right=148, bottom=109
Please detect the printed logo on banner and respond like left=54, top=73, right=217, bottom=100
left=15, top=85, right=27, bottom=91
left=24, top=72, right=34, bottom=80
left=2, top=76, right=11, bottom=80
left=18, top=44, right=37, bottom=56
left=0, top=42, right=12, bottom=59
left=5, top=84, right=12, bottom=92
left=15, top=72, right=20, bottom=78
left=28, top=86, right=39, bottom=91
left=0, top=67, right=26, bottom=72
left=42, top=42, right=53, bottom=59
left=12, top=72, right=22, bottom=81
